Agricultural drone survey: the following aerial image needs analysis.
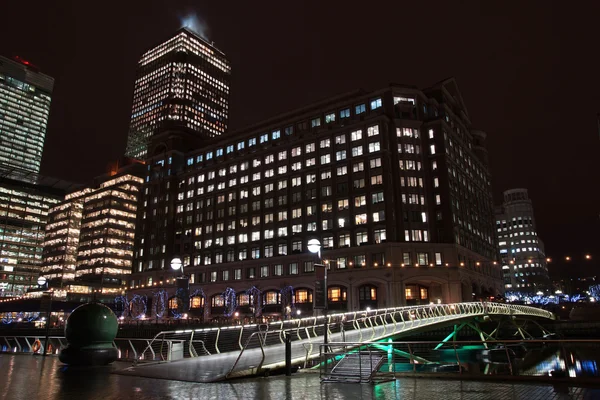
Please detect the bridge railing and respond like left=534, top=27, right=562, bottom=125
left=319, top=339, right=600, bottom=382
left=1, top=303, right=555, bottom=367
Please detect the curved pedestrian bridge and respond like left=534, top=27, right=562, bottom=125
left=115, top=302, right=554, bottom=382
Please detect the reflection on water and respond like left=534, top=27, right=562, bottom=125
left=520, top=345, right=599, bottom=378
left=1, top=351, right=600, bottom=400
left=378, top=343, right=600, bottom=379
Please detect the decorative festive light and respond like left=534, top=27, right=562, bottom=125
left=129, top=294, right=147, bottom=319
left=280, top=285, right=295, bottom=313
left=222, top=287, right=237, bottom=317
left=152, top=290, right=168, bottom=318
left=247, top=286, right=263, bottom=317
left=114, top=295, right=129, bottom=318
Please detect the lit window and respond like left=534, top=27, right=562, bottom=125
left=368, top=142, right=380, bottom=153
left=367, top=125, right=379, bottom=136
left=370, top=98, right=382, bottom=110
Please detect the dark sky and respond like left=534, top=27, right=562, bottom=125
left=1, top=1, right=598, bottom=266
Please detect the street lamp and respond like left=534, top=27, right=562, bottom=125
left=38, top=276, right=51, bottom=356
left=307, top=239, right=322, bottom=259
left=308, top=239, right=329, bottom=352
left=170, top=256, right=189, bottom=314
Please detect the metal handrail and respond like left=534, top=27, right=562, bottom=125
left=225, top=330, right=267, bottom=378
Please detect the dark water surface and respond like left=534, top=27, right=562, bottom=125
left=2, top=354, right=600, bottom=400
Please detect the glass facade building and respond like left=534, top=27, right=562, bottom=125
left=0, top=167, right=73, bottom=297
left=126, top=27, right=231, bottom=160
left=42, top=170, right=144, bottom=300
left=0, top=56, right=53, bottom=176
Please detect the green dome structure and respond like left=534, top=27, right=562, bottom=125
left=59, top=302, right=119, bottom=365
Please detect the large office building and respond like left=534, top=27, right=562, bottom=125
left=41, top=162, right=144, bottom=301
left=0, top=56, right=54, bottom=176
left=0, top=167, right=76, bottom=297
left=495, top=188, right=549, bottom=292
left=125, top=27, right=231, bottom=160
left=126, top=78, right=501, bottom=321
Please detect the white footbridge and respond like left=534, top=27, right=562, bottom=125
left=115, top=302, right=555, bottom=382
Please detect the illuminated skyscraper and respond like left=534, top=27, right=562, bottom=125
left=42, top=164, right=144, bottom=301
left=125, top=27, right=231, bottom=160
left=495, top=188, right=549, bottom=292
left=0, top=167, right=76, bottom=297
left=0, top=56, right=54, bottom=175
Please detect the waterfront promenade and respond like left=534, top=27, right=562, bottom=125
left=1, top=354, right=599, bottom=400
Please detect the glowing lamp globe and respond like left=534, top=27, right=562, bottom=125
left=37, top=276, right=47, bottom=286
left=307, top=239, right=321, bottom=254
left=171, top=257, right=183, bottom=270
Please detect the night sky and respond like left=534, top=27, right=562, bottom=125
left=1, top=1, right=598, bottom=270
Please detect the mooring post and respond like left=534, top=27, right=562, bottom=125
left=285, top=332, right=292, bottom=376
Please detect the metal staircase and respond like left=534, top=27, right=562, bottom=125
left=323, top=351, right=386, bottom=383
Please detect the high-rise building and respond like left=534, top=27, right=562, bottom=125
left=42, top=163, right=144, bottom=302
left=0, top=166, right=77, bottom=297
left=0, top=56, right=54, bottom=176
left=495, top=188, right=549, bottom=292
left=125, top=27, right=231, bottom=160
left=126, top=78, right=502, bottom=321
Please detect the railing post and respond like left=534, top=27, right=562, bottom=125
left=504, top=343, right=513, bottom=375
left=215, top=327, right=221, bottom=354
left=453, top=341, right=462, bottom=375
left=408, top=343, right=415, bottom=372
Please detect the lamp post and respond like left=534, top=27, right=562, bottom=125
left=308, top=239, right=328, bottom=351
left=171, top=257, right=189, bottom=315
left=37, top=276, right=51, bottom=356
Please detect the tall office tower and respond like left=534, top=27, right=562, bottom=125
left=125, top=27, right=231, bottom=160
left=126, top=78, right=502, bottom=321
left=41, top=163, right=144, bottom=301
left=0, top=167, right=75, bottom=297
left=0, top=56, right=54, bottom=175
left=495, top=189, right=549, bottom=292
